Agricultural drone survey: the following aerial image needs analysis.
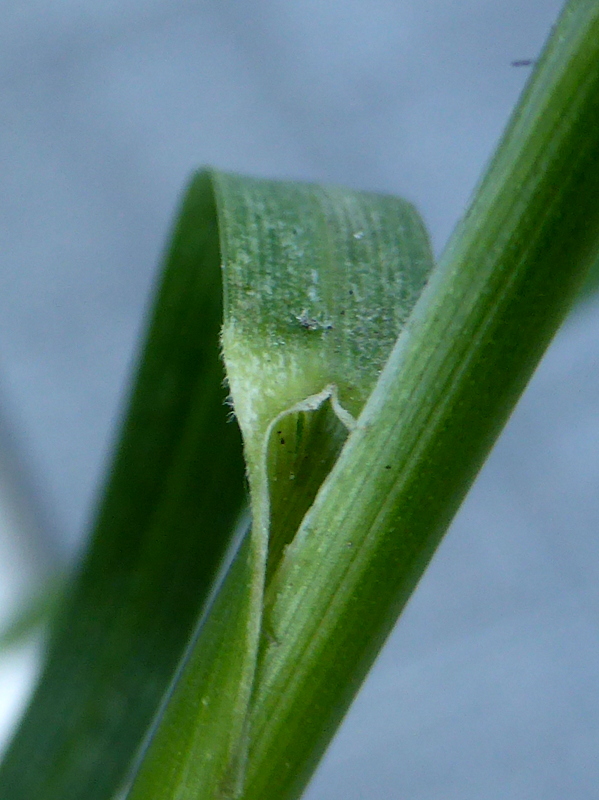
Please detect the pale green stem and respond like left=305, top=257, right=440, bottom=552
left=244, top=2, right=599, bottom=797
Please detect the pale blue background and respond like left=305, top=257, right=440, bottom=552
left=2, top=1, right=599, bottom=797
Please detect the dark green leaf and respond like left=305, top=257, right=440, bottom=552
left=0, top=173, right=247, bottom=800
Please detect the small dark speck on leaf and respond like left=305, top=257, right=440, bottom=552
left=385, top=465, right=391, bottom=470
left=296, top=310, right=333, bottom=331
left=280, top=438, right=286, bottom=445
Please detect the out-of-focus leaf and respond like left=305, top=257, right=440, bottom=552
left=0, top=577, right=63, bottom=652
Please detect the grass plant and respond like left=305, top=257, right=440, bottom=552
left=2, top=1, right=599, bottom=797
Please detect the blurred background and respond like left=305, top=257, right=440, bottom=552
left=1, top=1, right=599, bottom=797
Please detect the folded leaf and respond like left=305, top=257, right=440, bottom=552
left=124, top=173, right=434, bottom=799
left=0, top=170, right=432, bottom=800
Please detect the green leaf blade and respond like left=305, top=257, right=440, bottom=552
left=124, top=529, right=258, bottom=800
left=0, top=173, right=247, bottom=800
left=242, top=2, right=599, bottom=797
